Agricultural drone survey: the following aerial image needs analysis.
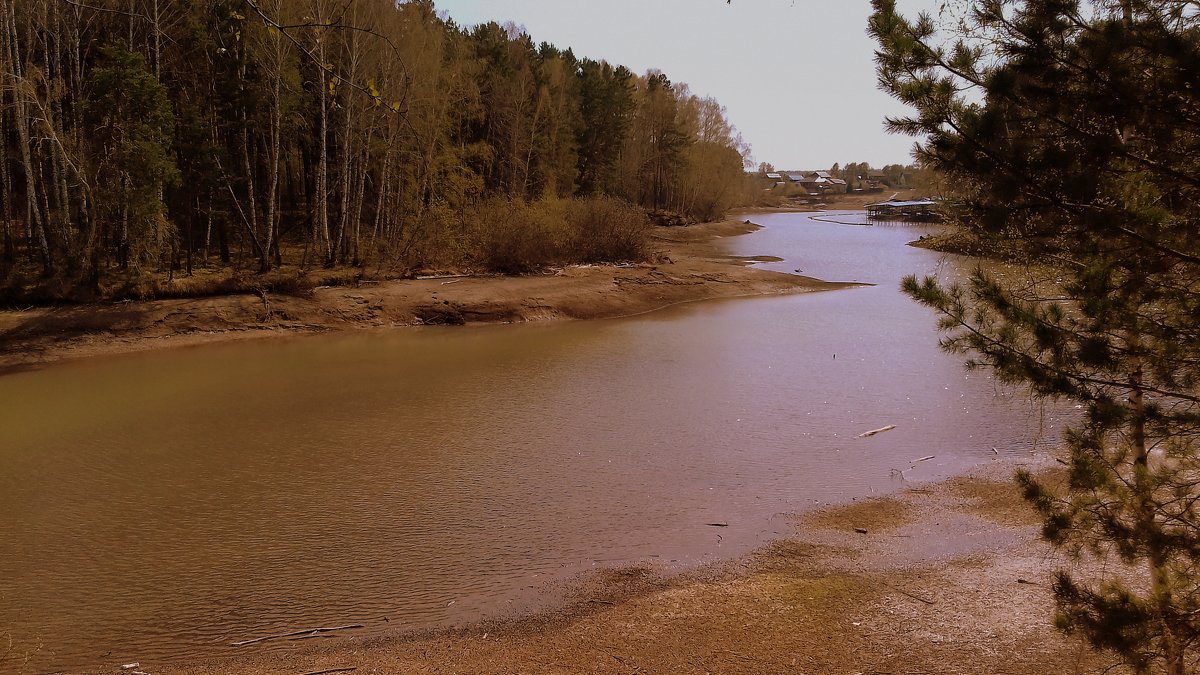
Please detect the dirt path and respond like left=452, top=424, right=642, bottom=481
left=153, top=461, right=1123, bottom=675
left=0, top=219, right=850, bottom=373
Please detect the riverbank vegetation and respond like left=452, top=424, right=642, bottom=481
left=872, top=0, right=1200, bottom=671
left=0, top=0, right=751, bottom=304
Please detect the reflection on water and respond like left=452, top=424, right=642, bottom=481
left=0, top=212, right=1061, bottom=671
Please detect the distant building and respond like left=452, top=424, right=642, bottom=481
left=799, top=171, right=848, bottom=194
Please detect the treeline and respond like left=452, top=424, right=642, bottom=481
left=0, top=0, right=750, bottom=300
left=756, top=162, right=913, bottom=185
left=828, top=163, right=910, bottom=189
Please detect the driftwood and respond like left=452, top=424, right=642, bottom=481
left=301, top=669, right=357, bottom=675
left=858, top=424, right=897, bottom=438
left=417, top=273, right=470, bottom=280
left=706, top=522, right=729, bottom=527
left=912, top=455, right=935, bottom=463
left=231, top=624, right=364, bottom=647
left=587, top=598, right=617, bottom=605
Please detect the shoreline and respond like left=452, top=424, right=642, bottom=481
left=0, top=217, right=852, bottom=374
left=155, top=460, right=1118, bottom=675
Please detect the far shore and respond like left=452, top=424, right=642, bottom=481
left=0, top=217, right=855, bottom=373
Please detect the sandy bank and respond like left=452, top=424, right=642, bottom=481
left=0, top=219, right=850, bottom=373
left=156, top=461, right=1120, bottom=675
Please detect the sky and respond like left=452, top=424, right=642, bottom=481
left=434, top=0, right=943, bottom=171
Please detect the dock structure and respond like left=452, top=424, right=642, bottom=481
left=865, top=198, right=942, bottom=223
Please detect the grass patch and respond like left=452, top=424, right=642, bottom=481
left=803, top=497, right=917, bottom=533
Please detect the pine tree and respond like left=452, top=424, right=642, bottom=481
left=870, top=0, right=1200, bottom=671
left=86, top=41, right=180, bottom=277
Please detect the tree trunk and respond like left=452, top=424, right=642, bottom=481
left=0, top=96, right=14, bottom=266
left=262, top=0, right=285, bottom=274
left=4, top=1, right=52, bottom=275
left=1129, top=342, right=1185, bottom=674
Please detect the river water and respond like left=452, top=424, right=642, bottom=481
left=0, top=212, right=1063, bottom=672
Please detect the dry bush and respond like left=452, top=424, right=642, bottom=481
left=469, top=197, right=569, bottom=274
left=385, top=210, right=473, bottom=274
left=467, top=196, right=649, bottom=273
left=563, top=196, right=650, bottom=263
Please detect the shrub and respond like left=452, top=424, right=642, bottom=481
left=564, top=196, right=649, bottom=263
left=469, top=197, right=568, bottom=274
left=466, top=195, right=649, bottom=274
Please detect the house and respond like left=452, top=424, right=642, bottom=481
left=765, top=172, right=782, bottom=181
left=802, top=171, right=848, bottom=194
left=792, top=175, right=825, bottom=196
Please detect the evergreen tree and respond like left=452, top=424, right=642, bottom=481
left=871, top=1, right=1200, bottom=671
left=576, top=59, right=636, bottom=195
left=86, top=41, right=180, bottom=277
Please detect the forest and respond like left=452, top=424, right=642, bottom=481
left=0, top=0, right=752, bottom=302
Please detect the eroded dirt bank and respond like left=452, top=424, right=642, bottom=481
left=0, top=219, right=847, bottom=372
left=154, top=462, right=1120, bottom=675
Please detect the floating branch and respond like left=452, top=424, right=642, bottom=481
left=858, top=425, right=897, bottom=438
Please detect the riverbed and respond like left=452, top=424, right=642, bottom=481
left=0, top=212, right=1063, bottom=672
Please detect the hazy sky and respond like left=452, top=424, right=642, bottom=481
left=434, top=0, right=943, bottom=171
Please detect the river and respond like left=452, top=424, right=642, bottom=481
left=0, top=211, right=1063, bottom=672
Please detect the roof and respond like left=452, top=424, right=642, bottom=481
left=867, top=199, right=937, bottom=208
left=812, top=171, right=833, bottom=179
left=765, top=173, right=782, bottom=179
left=786, top=174, right=806, bottom=182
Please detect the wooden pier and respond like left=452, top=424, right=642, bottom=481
left=866, top=199, right=942, bottom=223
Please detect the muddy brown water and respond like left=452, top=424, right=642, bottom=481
left=0, top=212, right=1066, bottom=672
